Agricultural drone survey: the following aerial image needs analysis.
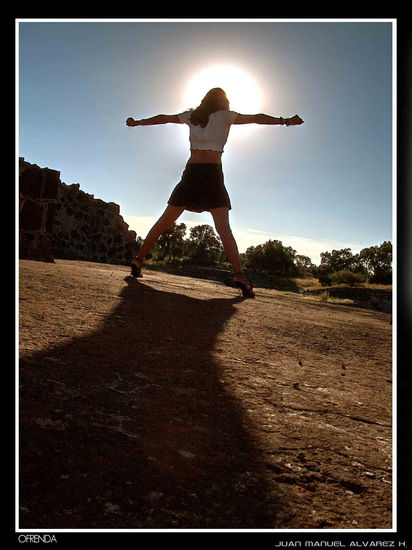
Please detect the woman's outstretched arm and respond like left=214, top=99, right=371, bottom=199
left=234, top=113, right=304, bottom=126
left=126, top=114, right=181, bottom=126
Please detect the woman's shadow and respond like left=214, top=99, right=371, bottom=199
left=19, top=275, right=283, bottom=529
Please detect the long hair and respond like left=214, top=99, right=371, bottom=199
left=189, top=88, right=230, bottom=128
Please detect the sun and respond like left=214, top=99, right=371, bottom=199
left=183, top=64, right=263, bottom=114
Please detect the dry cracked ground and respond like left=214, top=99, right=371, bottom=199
left=18, top=259, right=393, bottom=530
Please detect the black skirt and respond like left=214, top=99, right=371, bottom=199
left=167, top=163, right=232, bottom=213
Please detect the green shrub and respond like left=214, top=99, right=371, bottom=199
left=330, top=270, right=365, bottom=286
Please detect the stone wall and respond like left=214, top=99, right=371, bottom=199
left=52, top=181, right=137, bottom=265
left=19, top=157, right=60, bottom=262
left=19, top=158, right=138, bottom=265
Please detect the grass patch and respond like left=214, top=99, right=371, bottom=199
left=293, top=277, right=392, bottom=293
left=301, top=290, right=354, bottom=305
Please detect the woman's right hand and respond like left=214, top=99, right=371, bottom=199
left=126, top=117, right=137, bottom=126
left=286, top=115, right=304, bottom=126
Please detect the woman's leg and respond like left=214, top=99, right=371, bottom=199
left=134, top=205, right=185, bottom=263
left=210, top=207, right=245, bottom=281
left=211, top=207, right=255, bottom=297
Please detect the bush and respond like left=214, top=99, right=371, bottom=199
left=330, top=270, right=365, bottom=286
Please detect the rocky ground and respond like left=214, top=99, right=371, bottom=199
left=18, top=259, right=393, bottom=530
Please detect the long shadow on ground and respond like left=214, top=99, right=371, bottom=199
left=20, top=276, right=282, bottom=529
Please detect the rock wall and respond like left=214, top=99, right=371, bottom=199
left=52, top=181, right=137, bottom=265
left=19, top=157, right=60, bottom=262
left=19, top=158, right=138, bottom=265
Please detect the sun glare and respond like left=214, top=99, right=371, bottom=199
left=183, top=64, right=263, bottom=114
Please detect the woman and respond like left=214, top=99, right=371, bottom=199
left=126, top=87, right=303, bottom=298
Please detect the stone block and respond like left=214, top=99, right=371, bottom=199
left=42, top=169, right=60, bottom=200
left=20, top=166, right=43, bottom=199
left=20, top=199, right=44, bottom=231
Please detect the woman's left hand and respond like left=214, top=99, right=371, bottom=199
left=286, top=115, right=304, bottom=126
left=126, top=117, right=137, bottom=126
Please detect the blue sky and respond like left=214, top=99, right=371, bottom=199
left=17, top=19, right=394, bottom=264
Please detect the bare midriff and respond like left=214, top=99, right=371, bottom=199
left=188, top=149, right=223, bottom=164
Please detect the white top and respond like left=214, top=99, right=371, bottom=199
left=178, top=109, right=238, bottom=152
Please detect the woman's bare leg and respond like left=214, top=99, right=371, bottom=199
left=134, top=205, right=185, bottom=263
left=210, top=207, right=245, bottom=282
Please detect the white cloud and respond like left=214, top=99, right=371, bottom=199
left=122, top=215, right=157, bottom=237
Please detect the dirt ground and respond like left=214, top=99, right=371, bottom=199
left=18, top=259, right=393, bottom=530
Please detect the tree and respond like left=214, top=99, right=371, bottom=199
left=245, top=240, right=298, bottom=276
left=295, top=254, right=316, bottom=277
left=317, top=264, right=333, bottom=286
left=185, top=224, right=223, bottom=265
left=320, top=248, right=355, bottom=272
left=156, top=222, right=187, bottom=260
left=317, top=248, right=356, bottom=285
left=317, top=242, right=392, bottom=285
left=358, top=241, right=392, bottom=283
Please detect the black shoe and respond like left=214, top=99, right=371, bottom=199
left=235, top=280, right=255, bottom=298
left=130, top=259, right=143, bottom=278
left=224, top=272, right=255, bottom=298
